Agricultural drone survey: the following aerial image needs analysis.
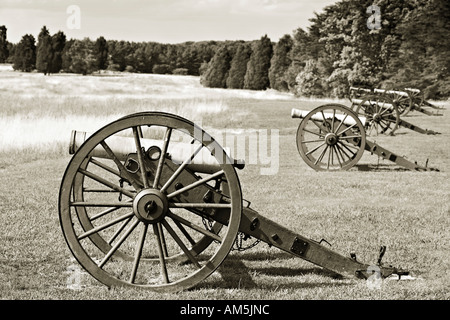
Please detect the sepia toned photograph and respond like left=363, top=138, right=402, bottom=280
left=0, top=0, right=448, bottom=310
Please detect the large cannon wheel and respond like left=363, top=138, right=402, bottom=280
left=59, top=112, right=242, bottom=292
left=296, top=104, right=366, bottom=171
left=354, top=95, right=400, bottom=136
left=72, top=156, right=225, bottom=264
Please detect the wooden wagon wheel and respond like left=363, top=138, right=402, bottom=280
left=354, top=95, right=400, bottom=136
left=404, top=88, right=425, bottom=112
left=59, top=112, right=242, bottom=292
left=377, top=87, right=413, bottom=116
left=72, top=157, right=225, bottom=264
left=296, top=104, right=366, bottom=171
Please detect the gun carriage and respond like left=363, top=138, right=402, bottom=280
left=351, top=95, right=441, bottom=136
left=291, top=104, right=439, bottom=171
left=350, top=86, right=445, bottom=117
left=59, top=111, right=408, bottom=292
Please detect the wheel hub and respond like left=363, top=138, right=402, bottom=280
left=133, top=189, right=168, bottom=224
left=373, top=113, right=382, bottom=122
left=325, top=133, right=338, bottom=146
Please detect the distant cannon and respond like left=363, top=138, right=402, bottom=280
left=374, top=88, right=444, bottom=117
left=59, top=111, right=408, bottom=292
left=349, top=86, right=445, bottom=117
left=291, top=104, right=439, bottom=171
left=351, top=95, right=441, bottom=136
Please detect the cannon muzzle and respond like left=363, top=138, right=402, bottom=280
left=69, top=130, right=244, bottom=173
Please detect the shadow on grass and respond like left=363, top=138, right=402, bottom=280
left=205, top=253, right=349, bottom=291
left=355, top=164, right=410, bottom=172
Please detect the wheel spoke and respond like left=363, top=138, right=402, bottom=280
left=327, top=146, right=331, bottom=170
left=314, top=145, right=328, bottom=165
left=98, top=218, right=140, bottom=268
left=129, top=223, right=149, bottom=283
left=78, top=168, right=135, bottom=198
left=89, top=202, right=132, bottom=221
left=172, top=218, right=197, bottom=245
left=160, top=143, right=204, bottom=193
left=152, top=223, right=169, bottom=283
left=162, top=220, right=201, bottom=268
left=108, top=215, right=133, bottom=244
left=153, top=127, right=172, bottom=188
left=169, top=203, right=231, bottom=209
left=158, top=223, right=169, bottom=257
left=302, top=139, right=325, bottom=144
left=335, top=143, right=352, bottom=161
left=311, top=119, right=329, bottom=133
left=168, top=211, right=222, bottom=242
left=166, top=170, right=224, bottom=199
left=302, top=128, right=325, bottom=138
left=100, top=141, right=142, bottom=190
left=133, top=126, right=149, bottom=188
left=337, top=141, right=357, bottom=158
left=331, top=108, right=336, bottom=133
left=334, top=114, right=348, bottom=134
left=71, top=201, right=133, bottom=207
left=305, top=142, right=326, bottom=156
left=332, top=145, right=343, bottom=168
left=90, top=158, right=121, bottom=178
left=77, top=211, right=135, bottom=240
left=336, top=123, right=357, bottom=136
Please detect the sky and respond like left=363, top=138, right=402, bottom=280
left=0, top=0, right=338, bottom=44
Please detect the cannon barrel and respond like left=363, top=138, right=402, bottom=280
left=350, top=98, right=395, bottom=110
left=291, top=108, right=366, bottom=126
left=374, top=88, right=410, bottom=97
left=69, top=130, right=244, bottom=174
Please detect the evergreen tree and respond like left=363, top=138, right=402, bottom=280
left=13, top=34, right=36, bottom=72
left=268, top=34, right=293, bottom=91
left=63, top=38, right=96, bottom=75
left=0, top=25, right=8, bottom=63
left=94, top=36, right=108, bottom=70
left=49, top=31, right=66, bottom=73
left=200, top=45, right=231, bottom=88
left=226, top=42, right=252, bottom=89
left=244, top=35, right=273, bottom=90
left=36, top=26, right=53, bottom=75
left=6, top=42, right=15, bottom=63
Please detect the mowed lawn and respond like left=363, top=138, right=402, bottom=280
left=0, top=67, right=449, bottom=300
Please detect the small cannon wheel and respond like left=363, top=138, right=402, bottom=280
left=59, top=112, right=242, bottom=292
left=354, top=95, right=400, bottom=136
left=405, top=88, right=424, bottom=112
left=378, top=87, right=413, bottom=116
left=296, top=104, right=366, bottom=171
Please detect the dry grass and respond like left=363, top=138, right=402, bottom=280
left=0, top=65, right=449, bottom=301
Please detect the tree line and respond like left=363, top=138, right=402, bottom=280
left=0, top=25, right=221, bottom=76
left=200, top=0, right=449, bottom=99
left=0, top=0, right=448, bottom=99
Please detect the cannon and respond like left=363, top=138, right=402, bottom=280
left=350, top=95, right=441, bottom=136
left=59, top=111, right=408, bottom=292
left=349, top=86, right=445, bottom=117
left=374, top=88, right=444, bottom=117
left=291, top=104, right=439, bottom=171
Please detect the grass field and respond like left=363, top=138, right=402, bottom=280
left=0, top=65, right=449, bottom=301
